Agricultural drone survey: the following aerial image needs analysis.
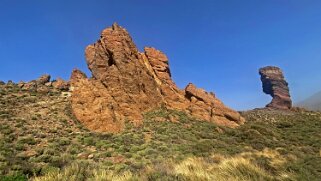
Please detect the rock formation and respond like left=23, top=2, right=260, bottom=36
left=52, top=78, right=70, bottom=91
left=20, top=74, right=51, bottom=92
left=70, top=23, right=245, bottom=133
left=37, top=74, right=51, bottom=85
left=18, top=75, right=70, bottom=92
left=259, top=66, right=292, bottom=110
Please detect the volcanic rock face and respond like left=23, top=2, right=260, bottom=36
left=70, top=23, right=245, bottom=133
left=259, top=66, right=292, bottom=110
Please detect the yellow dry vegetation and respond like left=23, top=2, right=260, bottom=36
left=33, top=149, right=292, bottom=181
left=173, top=152, right=291, bottom=181
left=32, top=163, right=137, bottom=181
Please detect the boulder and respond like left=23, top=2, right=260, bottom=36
left=52, top=78, right=69, bottom=91
left=36, top=85, right=50, bottom=94
left=22, top=81, right=37, bottom=91
left=17, top=81, right=25, bottom=88
left=20, top=74, right=52, bottom=92
left=36, top=74, right=51, bottom=85
left=185, top=83, right=244, bottom=127
left=185, top=83, right=216, bottom=104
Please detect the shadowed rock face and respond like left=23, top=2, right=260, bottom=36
left=70, top=23, right=245, bottom=133
left=259, top=66, right=292, bottom=110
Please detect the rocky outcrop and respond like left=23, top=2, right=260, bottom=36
left=20, top=74, right=50, bottom=92
left=184, top=83, right=244, bottom=127
left=52, top=78, right=70, bottom=91
left=37, top=74, right=51, bottom=85
left=70, top=23, right=245, bottom=133
left=259, top=66, right=292, bottom=110
left=18, top=75, right=70, bottom=92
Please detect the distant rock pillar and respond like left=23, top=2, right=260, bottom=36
left=259, top=66, right=292, bottom=110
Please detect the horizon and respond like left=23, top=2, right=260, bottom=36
left=1, top=1, right=321, bottom=110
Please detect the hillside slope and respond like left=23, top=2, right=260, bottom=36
left=297, top=91, right=321, bottom=111
left=0, top=83, right=321, bottom=180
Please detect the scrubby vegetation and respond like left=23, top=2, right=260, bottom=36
left=0, top=83, right=321, bottom=180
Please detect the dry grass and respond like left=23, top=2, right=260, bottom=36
left=33, top=152, right=290, bottom=181
left=174, top=154, right=286, bottom=181
left=32, top=162, right=137, bottom=181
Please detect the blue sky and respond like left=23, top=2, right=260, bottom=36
left=1, top=0, right=321, bottom=110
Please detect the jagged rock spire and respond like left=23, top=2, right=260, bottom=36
left=70, top=23, right=245, bottom=133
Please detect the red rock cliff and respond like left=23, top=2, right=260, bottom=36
left=70, top=23, right=245, bottom=133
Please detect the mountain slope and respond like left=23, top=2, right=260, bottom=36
left=1, top=83, right=321, bottom=180
left=297, top=91, right=321, bottom=111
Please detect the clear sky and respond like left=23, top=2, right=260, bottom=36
left=1, top=0, right=321, bottom=110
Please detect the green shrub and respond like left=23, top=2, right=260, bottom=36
left=83, top=137, right=95, bottom=146
left=58, top=137, right=71, bottom=146
left=0, top=173, right=27, bottom=181
left=17, top=136, right=36, bottom=145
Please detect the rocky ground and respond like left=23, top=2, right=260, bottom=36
left=0, top=83, right=320, bottom=180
